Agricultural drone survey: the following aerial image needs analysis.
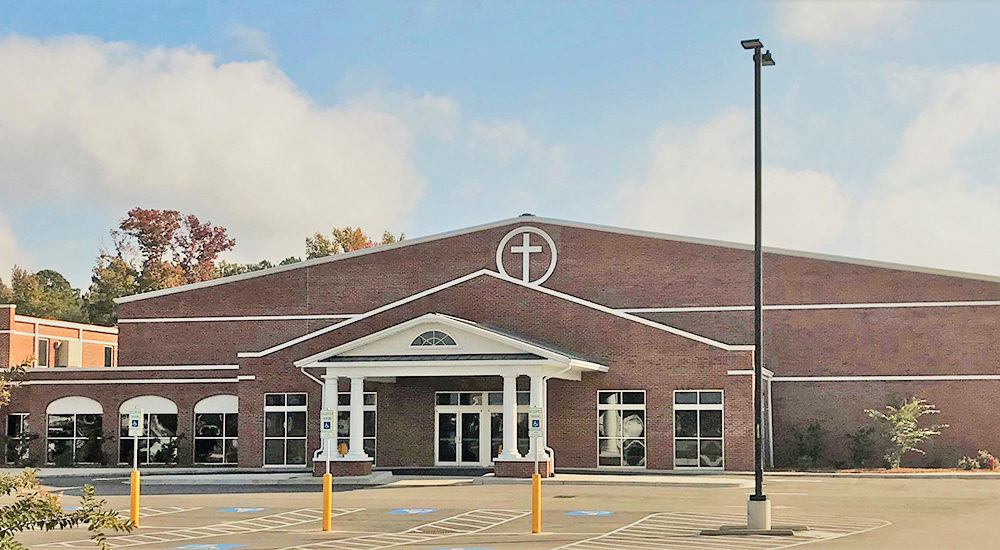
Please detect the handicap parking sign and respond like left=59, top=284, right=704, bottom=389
left=389, top=508, right=437, bottom=514
left=566, top=510, right=614, bottom=516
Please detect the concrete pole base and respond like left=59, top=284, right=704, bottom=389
left=747, top=497, right=771, bottom=530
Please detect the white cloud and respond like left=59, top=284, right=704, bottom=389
left=226, top=25, right=277, bottom=62
left=0, top=213, right=28, bottom=283
left=856, top=63, right=1000, bottom=275
left=0, top=35, right=425, bottom=264
left=620, top=111, right=850, bottom=250
left=775, top=1, right=913, bottom=46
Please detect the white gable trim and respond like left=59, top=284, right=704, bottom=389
left=293, top=312, right=607, bottom=371
left=114, top=215, right=1000, bottom=305
left=238, top=270, right=751, bottom=359
left=621, top=300, right=1000, bottom=313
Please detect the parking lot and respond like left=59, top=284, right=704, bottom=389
left=19, top=474, right=1000, bottom=549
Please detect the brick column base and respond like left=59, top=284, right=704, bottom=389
left=494, top=460, right=553, bottom=478
left=312, top=459, right=373, bottom=477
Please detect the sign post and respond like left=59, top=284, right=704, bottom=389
left=320, top=408, right=335, bottom=532
left=528, top=406, right=543, bottom=534
left=127, top=408, right=143, bottom=526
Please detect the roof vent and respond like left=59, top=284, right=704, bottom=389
left=520, top=212, right=534, bottom=217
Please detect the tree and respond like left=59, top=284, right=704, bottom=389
left=0, top=360, right=131, bottom=548
left=211, top=260, right=274, bottom=279
left=866, top=398, right=948, bottom=469
left=5, top=267, right=86, bottom=322
left=305, top=227, right=404, bottom=259
left=84, top=256, right=139, bottom=326
left=174, top=215, right=237, bottom=283
left=0, top=276, right=12, bottom=303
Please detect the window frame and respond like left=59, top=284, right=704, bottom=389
left=673, top=389, right=724, bottom=470
left=118, top=412, right=179, bottom=465
left=262, top=392, right=308, bottom=467
left=37, top=338, right=49, bottom=367
left=46, top=413, right=103, bottom=465
left=596, top=389, right=647, bottom=469
left=193, top=411, right=238, bottom=465
left=104, top=346, right=114, bottom=367
left=5, top=413, right=29, bottom=464
left=410, top=330, right=457, bottom=347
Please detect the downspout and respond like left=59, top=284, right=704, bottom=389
left=301, top=366, right=327, bottom=465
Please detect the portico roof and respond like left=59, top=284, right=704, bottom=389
left=295, top=312, right=608, bottom=381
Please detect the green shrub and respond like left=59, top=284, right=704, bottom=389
left=958, top=450, right=997, bottom=471
left=865, top=398, right=947, bottom=469
left=846, top=427, right=876, bottom=468
left=791, top=421, right=826, bottom=470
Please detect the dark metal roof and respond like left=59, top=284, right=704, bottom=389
left=321, top=353, right=545, bottom=362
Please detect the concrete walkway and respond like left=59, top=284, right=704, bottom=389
left=475, top=472, right=753, bottom=488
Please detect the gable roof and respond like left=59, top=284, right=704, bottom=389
left=114, top=215, right=1000, bottom=305
left=238, top=269, right=754, bottom=359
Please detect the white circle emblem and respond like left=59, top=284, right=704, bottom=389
left=495, top=226, right=558, bottom=285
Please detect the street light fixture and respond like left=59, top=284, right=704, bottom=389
left=745, top=36, right=773, bottom=532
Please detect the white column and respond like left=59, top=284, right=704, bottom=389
left=529, top=374, right=546, bottom=460
left=322, top=371, right=338, bottom=460
left=345, top=376, right=369, bottom=460
left=498, top=374, right=521, bottom=461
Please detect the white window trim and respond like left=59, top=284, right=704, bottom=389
left=37, top=337, right=49, bottom=367
left=117, top=412, right=179, bottom=465
left=5, top=413, right=29, bottom=464
left=597, top=389, right=647, bottom=470
left=193, top=411, right=239, bottom=465
left=45, top=413, right=103, bottom=465
left=673, top=390, right=724, bottom=470
left=433, top=391, right=531, bottom=466
left=263, top=393, right=308, bottom=467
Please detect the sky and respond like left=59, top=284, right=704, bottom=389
left=2, top=1, right=1000, bottom=289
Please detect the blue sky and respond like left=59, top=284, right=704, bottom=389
left=2, top=1, right=1000, bottom=289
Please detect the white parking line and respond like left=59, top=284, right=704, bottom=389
left=553, top=511, right=890, bottom=550
left=42, top=508, right=362, bottom=548
left=279, top=508, right=530, bottom=550
left=115, top=506, right=202, bottom=519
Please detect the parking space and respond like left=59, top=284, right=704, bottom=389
left=18, top=475, right=1000, bottom=549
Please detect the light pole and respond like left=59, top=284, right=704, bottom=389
left=741, top=37, right=774, bottom=531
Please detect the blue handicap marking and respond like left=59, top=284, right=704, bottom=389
left=389, top=508, right=438, bottom=514
left=432, top=548, right=494, bottom=550
left=172, top=545, right=245, bottom=550
left=566, top=510, right=614, bottom=517
left=62, top=506, right=79, bottom=511
left=219, top=507, right=265, bottom=513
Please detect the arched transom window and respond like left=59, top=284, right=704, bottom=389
left=411, top=330, right=457, bottom=347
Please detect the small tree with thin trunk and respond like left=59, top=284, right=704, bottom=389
left=865, top=398, right=947, bottom=469
left=0, top=360, right=131, bottom=548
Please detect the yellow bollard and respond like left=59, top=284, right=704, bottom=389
left=130, top=470, right=140, bottom=527
left=322, top=473, right=333, bottom=532
left=531, top=473, right=542, bottom=533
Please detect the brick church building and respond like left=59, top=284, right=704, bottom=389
left=4, top=215, right=999, bottom=475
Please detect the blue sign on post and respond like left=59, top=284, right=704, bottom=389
left=389, top=508, right=438, bottom=514
left=566, top=510, right=614, bottom=516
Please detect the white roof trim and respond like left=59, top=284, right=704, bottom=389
left=114, top=215, right=1000, bottom=305
left=239, top=270, right=751, bottom=359
left=622, top=300, right=1000, bottom=313
left=118, top=314, right=359, bottom=324
left=14, top=315, right=118, bottom=334
left=772, top=374, right=1000, bottom=382
left=294, top=312, right=608, bottom=372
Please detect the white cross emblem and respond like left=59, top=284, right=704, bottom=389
left=495, top=226, right=558, bottom=285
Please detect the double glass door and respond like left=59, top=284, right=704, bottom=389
left=435, top=391, right=531, bottom=466
left=437, top=411, right=481, bottom=464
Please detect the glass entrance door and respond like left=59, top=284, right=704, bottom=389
left=436, top=411, right=483, bottom=465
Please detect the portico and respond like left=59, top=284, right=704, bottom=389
left=294, top=313, right=607, bottom=477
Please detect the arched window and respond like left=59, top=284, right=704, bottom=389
left=193, top=395, right=238, bottom=464
left=46, top=397, right=103, bottom=465
left=410, top=330, right=457, bottom=347
left=118, top=396, right=179, bottom=465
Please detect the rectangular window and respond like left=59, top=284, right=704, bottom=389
left=263, top=393, right=307, bottom=466
left=335, top=392, right=377, bottom=464
left=597, top=390, right=646, bottom=468
left=119, top=413, right=179, bottom=465
left=104, top=346, right=113, bottom=367
left=674, top=390, right=724, bottom=469
left=194, top=413, right=238, bottom=464
left=37, top=338, right=49, bottom=367
left=5, top=413, right=29, bottom=464
left=46, top=414, right=102, bottom=465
